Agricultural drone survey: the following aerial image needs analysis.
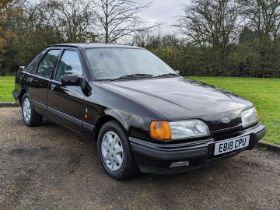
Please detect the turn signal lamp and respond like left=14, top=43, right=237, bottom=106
left=150, top=121, right=172, bottom=141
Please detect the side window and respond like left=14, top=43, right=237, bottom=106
left=55, top=50, right=83, bottom=81
left=25, top=52, right=44, bottom=73
left=36, top=50, right=61, bottom=78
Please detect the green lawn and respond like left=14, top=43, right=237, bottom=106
left=0, top=76, right=15, bottom=103
left=0, top=76, right=279, bottom=144
left=190, top=77, right=280, bottom=145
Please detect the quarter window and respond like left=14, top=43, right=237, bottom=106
left=36, top=50, right=61, bottom=78
left=55, top=50, right=83, bottom=81
left=25, top=51, right=45, bottom=73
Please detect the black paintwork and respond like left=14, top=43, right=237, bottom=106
left=130, top=123, right=266, bottom=174
left=13, top=43, right=266, bottom=174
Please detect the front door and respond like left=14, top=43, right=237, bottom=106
left=47, top=49, right=86, bottom=131
left=27, top=49, right=61, bottom=114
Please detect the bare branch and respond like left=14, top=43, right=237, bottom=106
left=92, top=0, right=152, bottom=43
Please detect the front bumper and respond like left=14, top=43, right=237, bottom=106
left=129, top=123, right=266, bottom=174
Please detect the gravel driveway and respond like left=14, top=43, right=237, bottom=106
left=0, top=107, right=279, bottom=210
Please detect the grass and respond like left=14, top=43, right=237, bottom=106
left=0, top=76, right=279, bottom=144
left=0, top=76, right=15, bottom=103
left=190, top=77, right=280, bottom=145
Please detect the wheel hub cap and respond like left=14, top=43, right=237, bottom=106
left=23, top=98, right=31, bottom=122
left=101, top=131, right=124, bottom=171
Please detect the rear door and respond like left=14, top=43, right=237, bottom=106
left=47, top=49, right=86, bottom=131
left=27, top=49, right=61, bottom=114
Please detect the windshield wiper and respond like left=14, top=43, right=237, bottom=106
left=111, top=74, right=154, bottom=81
left=153, top=73, right=179, bottom=78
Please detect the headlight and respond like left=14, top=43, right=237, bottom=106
left=170, top=120, right=210, bottom=140
left=241, top=107, right=258, bottom=128
left=150, top=120, right=210, bottom=141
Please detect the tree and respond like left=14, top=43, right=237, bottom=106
left=0, top=0, right=14, bottom=50
left=239, top=26, right=258, bottom=43
left=92, top=0, right=151, bottom=43
left=1, top=0, right=64, bottom=73
left=6, top=0, right=63, bottom=67
left=177, top=0, right=240, bottom=70
left=46, top=0, right=96, bottom=42
left=241, top=0, right=280, bottom=71
left=241, top=0, right=280, bottom=41
left=1, top=0, right=99, bottom=73
left=0, top=0, right=22, bottom=73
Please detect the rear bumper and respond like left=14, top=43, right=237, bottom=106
left=12, top=90, right=22, bottom=105
left=129, top=123, right=266, bottom=174
left=12, top=90, right=20, bottom=99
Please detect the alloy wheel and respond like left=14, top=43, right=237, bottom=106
left=23, top=97, right=31, bottom=122
left=101, top=131, right=124, bottom=171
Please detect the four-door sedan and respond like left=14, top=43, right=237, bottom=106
left=13, top=43, right=266, bottom=179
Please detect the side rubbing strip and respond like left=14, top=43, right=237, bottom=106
left=32, top=100, right=47, bottom=110
left=47, top=106, right=94, bottom=131
left=83, top=122, right=94, bottom=131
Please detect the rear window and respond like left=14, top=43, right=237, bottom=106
left=25, top=51, right=45, bottom=73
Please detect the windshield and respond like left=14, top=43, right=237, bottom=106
left=86, top=48, right=176, bottom=80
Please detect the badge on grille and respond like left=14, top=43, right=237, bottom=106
left=221, top=116, right=231, bottom=124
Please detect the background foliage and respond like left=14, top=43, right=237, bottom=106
left=1, top=0, right=280, bottom=78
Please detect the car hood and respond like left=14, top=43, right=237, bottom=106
left=98, top=77, right=252, bottom=129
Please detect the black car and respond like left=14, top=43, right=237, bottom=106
left=13, top=43, right=266, bottom=179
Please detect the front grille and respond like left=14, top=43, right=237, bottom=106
left=211, top=124, right=244, bottom=141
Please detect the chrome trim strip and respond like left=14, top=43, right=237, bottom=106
left=48, top=106, right=81, bottom=125
left=32, top=100, right=47, bottom=110
left=23, top=71, right=61, bottom=84
left=129, top=137, right=213, bottom=150
left=48, top=107, right=95, bottom=130
left=33, top=103, right=95, bottom=131
left=83, top=122, right=95, bottom=131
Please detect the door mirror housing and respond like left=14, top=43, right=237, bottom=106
left=61, top=75, right=92, bottom=96
left=61, top=75, right=80, bottom=86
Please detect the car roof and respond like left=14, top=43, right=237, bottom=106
left=50, top=43, right=142, bottom=50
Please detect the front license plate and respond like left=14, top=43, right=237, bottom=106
left=214, top=135, right=250, bottom=156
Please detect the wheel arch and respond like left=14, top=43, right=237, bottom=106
left=94, top=111, right=129, bottom=141
left=18, top=89, right=27, bottom=106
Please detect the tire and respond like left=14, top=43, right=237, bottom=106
left=97, top=121, right=137, bottom=180
left=21, top=93, right=42, bottom=127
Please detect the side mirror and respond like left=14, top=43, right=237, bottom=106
left=61, top=75, right=80, bottom=86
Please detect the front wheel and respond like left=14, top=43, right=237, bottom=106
left=97, top=121, right=137, bottom=180
left=21, top=93, right=42, bottom=127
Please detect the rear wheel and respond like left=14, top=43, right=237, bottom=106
left=21, top=93, right=42, bottom=127
left=97, top=121, right=137, bottom=180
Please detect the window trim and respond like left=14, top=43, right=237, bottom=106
left=25, top=50, right=46, bottom=73
left=53, top=48, right=86, bottom=82
left=35, top=49, right=62, bottom=79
